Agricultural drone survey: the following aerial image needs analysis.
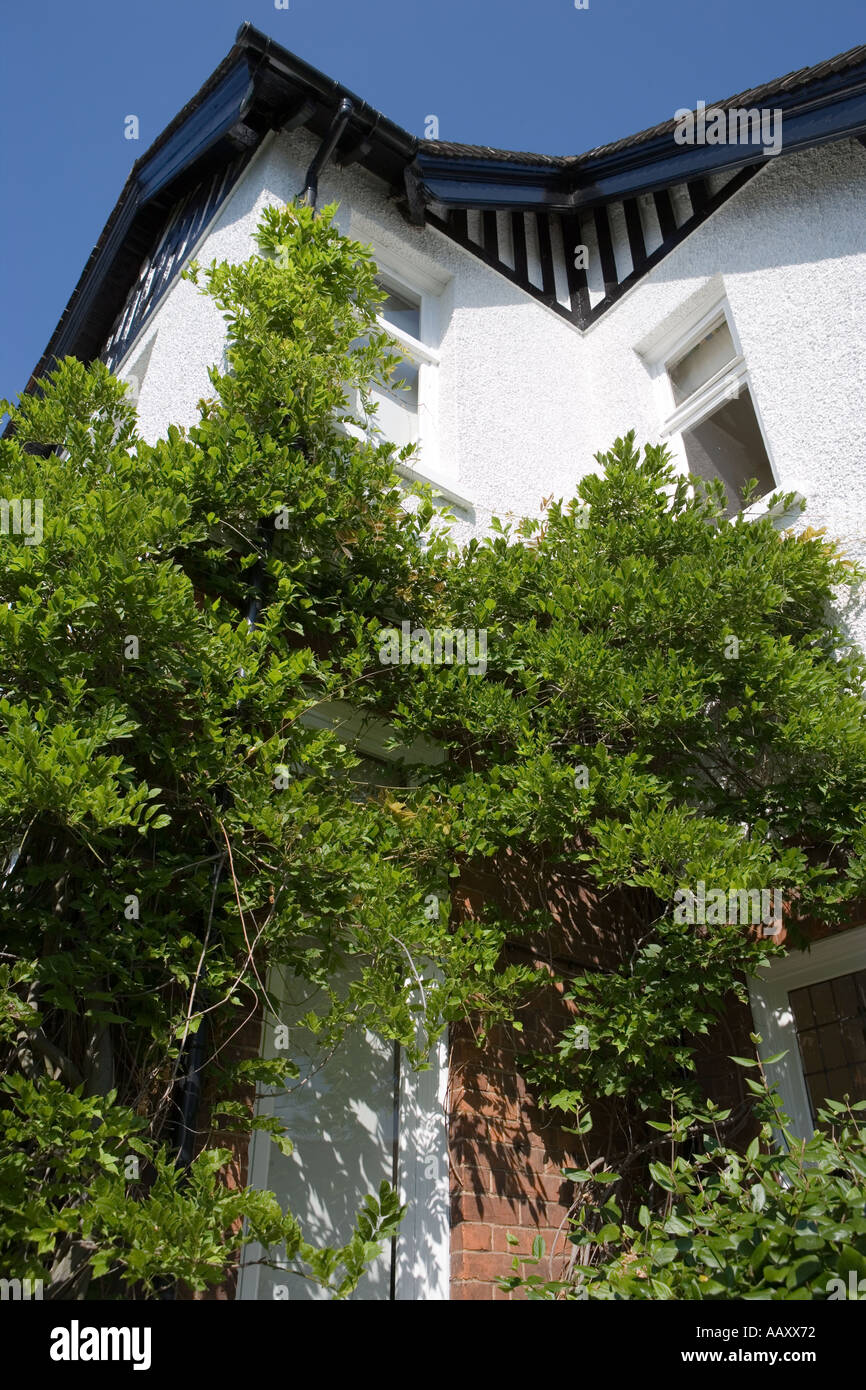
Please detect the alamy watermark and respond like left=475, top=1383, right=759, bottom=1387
left=826, top=1271, right=866, bottom=1300
left=49, top=1322, right=151, bottom=1371
left=0, top=1276, right=43, bottom=1300
left=674, top=881, right=783, bottom=936
left=673, top=102, right=783, bottom=157
left=378, top=621, right=487, bottom=676
left=0, top=498, right=42, bottom=545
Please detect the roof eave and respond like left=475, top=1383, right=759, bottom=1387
left=23, top=25, right=420, bottom=397
left=19, top=34, right=866, bottom=402
left=416, top=57, right=866, bottom=212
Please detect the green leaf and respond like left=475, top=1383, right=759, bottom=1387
left=649, top=1163, right=676, bottom=1192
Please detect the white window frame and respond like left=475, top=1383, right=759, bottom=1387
left=375, top=274, right=439, bottom=368
left=371, top=275, right=438, bottom=463
left=346, top=222, right=463, bottom=502
left=641, top=294, right=779, bottom=510
left=748, top=923, right=866, bottom=1143
left=360, top=254, right=443, bottom=478
left=659, top=302, right=748, bottom=437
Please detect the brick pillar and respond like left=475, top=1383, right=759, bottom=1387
left=449, top=987, right=584, bottom=1301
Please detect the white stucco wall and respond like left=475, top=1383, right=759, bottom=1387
left=122, top=130, right=866, bottom=647
left=575, top=139, right=866, bottom=651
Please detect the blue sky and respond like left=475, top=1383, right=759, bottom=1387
left=1, top=0, right=863, bottom=402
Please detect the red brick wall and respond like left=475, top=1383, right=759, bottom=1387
left=190, top=1003, right=263, bottom=1300
left=449, top=990, right=760, bottom=1300
left=449, top=1003, right=582, bottom=1300
left=446, top=850, right=764, bottom=1300
left=448, top=852, right=642, bottom=1300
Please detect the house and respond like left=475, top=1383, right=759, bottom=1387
left=24, top=24, right=866, bottom=1300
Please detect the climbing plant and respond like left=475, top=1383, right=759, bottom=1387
left=2, top=199, right=864, bottom=1299
left=0, top=202, right=526, bottom=1297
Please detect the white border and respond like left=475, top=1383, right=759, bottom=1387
left=748, top=923, right=866, bottom=1142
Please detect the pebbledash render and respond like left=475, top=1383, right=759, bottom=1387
left=27, top=25, right=866, bottom=1299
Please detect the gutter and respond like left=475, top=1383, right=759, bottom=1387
left=235, top=23, right=418, bottom=167
left=414, top=55, right=866, bottom=212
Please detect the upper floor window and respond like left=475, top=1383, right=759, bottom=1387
left=369, top=278, right=424, bottom=452
left=659, top=308, right=776, bottom=517
left=378, top=282, right=421, bottom=340
left=354, top=264, right=441, bottom=473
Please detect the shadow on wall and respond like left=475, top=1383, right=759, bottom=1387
left=246, top=967, right=396, bottom=1301
left=646, top=141, right=866, bottom=283
left=447, top=849, right=758, bottom=1297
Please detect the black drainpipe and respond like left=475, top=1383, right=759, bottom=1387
left=170, top=506, right=286, bottom=1301
left=298, top=98, right=354, bottom=208
left=173, top=844, right=228, bottom=1176
left=174, top=513, right=275, bottom=1178
left=175, top=1018, right=208, bottom=1168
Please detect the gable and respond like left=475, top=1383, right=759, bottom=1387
left=425, top=165, right=759, bottom=330
left=21, top=27, right=866, bottom=394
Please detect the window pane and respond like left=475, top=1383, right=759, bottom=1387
left=384, top=356, right=419, bottom=409
left=370, top=363, right=419, bottom=449
left=377, top=282, right=421, bottom=340
left=668, top=319, right=737, bottom=405
left=788, top=985, right=814, bottom=1030
left=798, top=1026, right=823, bottom=1075
left=811, top=980, right=836, bottom=1027
left=788, top=968, right=866, bottom=1126
left=842, top=1013, right=866, bottom=1062
left=680, top=389, right=774, bottom=516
